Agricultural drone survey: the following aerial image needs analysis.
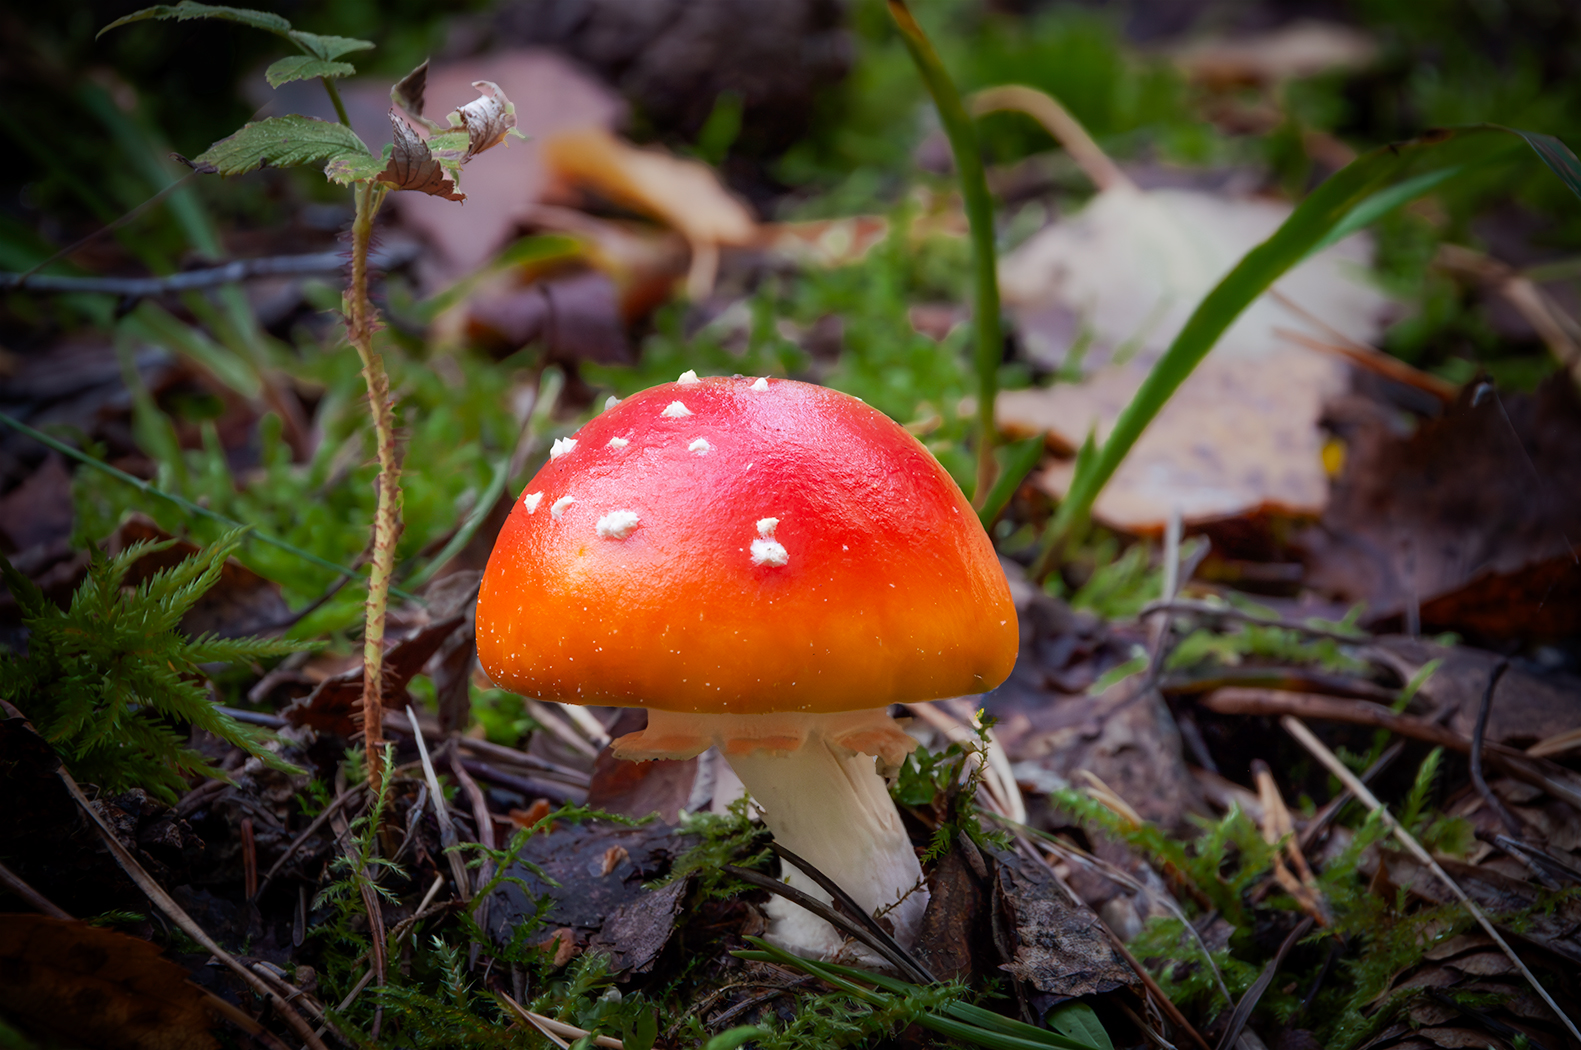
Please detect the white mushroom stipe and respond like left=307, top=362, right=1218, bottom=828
left=550, top=495, right=576, bottom=519
left=607, top=437, right=629, bottom=448
left=689, top=438, right=712, bottom=455
left=596, top=510, right=640, bottom=539
left=550, top=437, right=577, bottom=460
left=522, top=491, right=544, bottom=514
left=751, top=377, right=769, bottom=391
left=756, top=517, right=779, bottom=537
left=677, top=369, right=700, bottom=384
left=751, top=538, right=789, bottom=567
left=662, top=401, right=692, bottom=418
left=604, top=395, right=619, bottom=410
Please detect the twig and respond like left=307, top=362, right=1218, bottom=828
left=406, top=710, right=472, bottom=899
left=1298, top=741, right=1403, bottom=854
left=1201, top=687, right=1581, bottom=811
left=0, top=410, right=419, bottom=603
left=254, top=785, right=360, bottom=903
left=240, top=817, right=258, bottom=899
left=1281, top=716, right=1581, bottom=1042
left=455, top=756, right=587, bottom=806
left=1, top=245, right=419, bottom=296
left=328, top=798, right=388, bottom=1009
left=0, top=860, right=73, bottom=919
left=524, top=699, right=601, bottom=760
left=498, top=993, right=625, bottom=1049
left=450, top=749, right=496, bottom=968
left=1470, top=659, right=1522, bottom=837
left=57, top=770, right=331, bottom=1050
left=453, top=734, right=592, bottom=786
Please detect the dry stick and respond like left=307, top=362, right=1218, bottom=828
left=499, top=993, right=625, bottom=1050
left=253, top=786, right=360, bottom=903
left=1470, top=659, right=1523, bottom=838
left=1201, top=688, right=1581, bottom=811
left=407, top=711, right=472, bottom=899
left=1213, top=916, right=1315, bottom=1050
left=327, top=798, right=388, bottom=1033
left=1138, top=598, right=1369, bottom=645
left=347, top=177, right=402, bottom=796
left=450, top=749, right=496, bottom=968
left=1281, top=716, right=1581, bottom=1042
left=56, top=772, right=332, bottom=1050
left=524, top=699, right=601, bottom=759
left=0, top=859, right=72, bottom=919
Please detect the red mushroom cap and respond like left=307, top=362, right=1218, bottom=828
left=476, top=376, right=1018, bottom=714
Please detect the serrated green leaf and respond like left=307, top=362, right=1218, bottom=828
left=265, top=55, right=356, bottom=88
left=288, top=29, right=375, bottom=60
left=99, top=1, right=291, bottom=40
left=325, top=146, right=392, bottom=186
left=195, top=115, right=369, bottom=177
left=426, top=130, right=470, bottom=157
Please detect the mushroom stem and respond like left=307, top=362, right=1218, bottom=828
left=613, top=708, right=930, bottom=959
left=727, top=735, right=930, bottom=957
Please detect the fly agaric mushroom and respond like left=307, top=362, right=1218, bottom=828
left=476, top=374, right=1017, bottom=957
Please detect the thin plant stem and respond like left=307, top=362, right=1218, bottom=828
left=887, top=0, right=1002, bottom=507
left=323, top=77, right=353, bottom=128
left=347, top=179, right=402, bottom=792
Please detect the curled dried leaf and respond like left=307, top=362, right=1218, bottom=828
left=450, top=80, right=520, bottom=160
left=377, top=109, right=464, bottom=201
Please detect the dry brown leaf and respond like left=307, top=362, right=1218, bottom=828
left=542, top=126, right=756, bottom=298
left=390, top=58, right=435, bottom=126
left=997, top=180, right=1389, bottom=532
left=380, top=109, right=463, bottom=200
left=1170, top=20, right=1378, bottom=87
left=0, top=914, right=219, bottom=1050
left=450, top=80, right=519, bottom=160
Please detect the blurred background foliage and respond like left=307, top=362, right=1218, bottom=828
left=3, top=0, right=1579, bottom=636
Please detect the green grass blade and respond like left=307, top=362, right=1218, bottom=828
left=1032, top=124, right=1581, bottom=576
left=1048, top=1002, right=1113, bottom=1050
left=887, top=0, right=1003, bottom=507
left=978, top=435, right=1046, bottom=528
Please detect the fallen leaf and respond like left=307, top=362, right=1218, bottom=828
left=912, top=846, right=992, bottom=982
left=585, top=708, right=697, bottom=823
left=586, top=877, right=689, bottom=974
left=1300, top=375, right=1581, bottom=638
left=284, top=614, right=465, bottom=734
left=0, top=453, right=73, bottom=552
left=0, top=914, right=218, bottom=1050
left=996, top=177, right=1390, bottom=531
left=991, top=846, right=1137, bottom=1006
left=1170, top=20, right=1378, bottom=88
left=542, top=126, right=756, bottom=297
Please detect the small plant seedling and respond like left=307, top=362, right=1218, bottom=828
left=99, top=2, right=524, bottom=791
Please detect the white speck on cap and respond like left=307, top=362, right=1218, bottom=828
left=596, top=510, right=640, bottom=539
left=662, top=401, right=692, bottom=418
left=677, top=370, right=700, bottom=384
left=607, top=436, right=629, bottom=448
left=751, top=538, right=788, bottom=567
left=756, top=517, right=779, bottom=537
left=550, top=437, right=577, bottom=460
left=689, top=438, right=711, bottom=455
left=605, top=395, right=620, bottom=410
left=551, top=495, right=576, bottom=519
left=751, top=377, right=768, bottom=391
left=522, top=492, right=544, bottom=513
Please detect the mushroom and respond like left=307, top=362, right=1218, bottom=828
left=475, top=375, right=1017, bottom=957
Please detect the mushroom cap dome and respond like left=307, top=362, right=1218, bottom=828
left=476, top=376, right=1018, bottom=714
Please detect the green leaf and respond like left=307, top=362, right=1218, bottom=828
left=287, top=30, right=374, bottom=60
left=265, top=56, right=356, bottom=88
left=99, top=1, right=291, bottom=40
left=978, top=434, right=1046, bottom=528
left=1035, top=124, right=1581, bottom=569
left=1047, top=1003, right=1113, bottom=1050
left=194, top=114, right=369, bottom=177
left=704, top=1028, right=768, bottom=1050
left=325, top=147, right=391, bottom=186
